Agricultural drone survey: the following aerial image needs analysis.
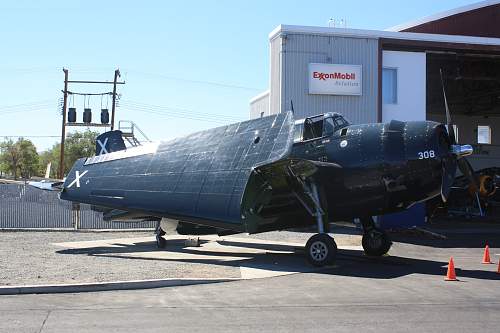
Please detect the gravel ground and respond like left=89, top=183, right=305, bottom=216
left=0, top=231, right=239, bottom=286
left=0, top=230, right=361, bottom=286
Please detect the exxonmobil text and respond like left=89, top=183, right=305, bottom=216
left=313, top=72, right=356, bottom=81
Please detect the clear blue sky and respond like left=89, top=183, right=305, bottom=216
left=0, top=0, right=477, bottom=151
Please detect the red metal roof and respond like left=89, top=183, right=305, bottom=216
left=389, top=1, right=500, bottom=38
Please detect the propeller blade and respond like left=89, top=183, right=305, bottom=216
left=441, top=157, right=457, bottom=202
left=439, top=69, right=456, bottom=145
left=458, top=158, right=478, bottom=192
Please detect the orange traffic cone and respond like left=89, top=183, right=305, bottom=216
left=482, top=245, right=493, bottom=264
left=445, top=257, right=458, bottom=281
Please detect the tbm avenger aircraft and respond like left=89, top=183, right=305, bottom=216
left=50, top=77, right=476, bottom=267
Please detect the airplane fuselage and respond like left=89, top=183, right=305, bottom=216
left=290, top=118, right=449, bottom=219
left=59, top=111, right=454, bottom=234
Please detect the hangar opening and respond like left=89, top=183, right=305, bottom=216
left=378, top=45, right=500, bottom=220
left=380, top=46, right=500, bottom=170
left=426, top=52, right=500, bottom=170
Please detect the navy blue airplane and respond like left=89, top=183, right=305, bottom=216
left=36, top=74, right=476, bottom=266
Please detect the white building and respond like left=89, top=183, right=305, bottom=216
left=251, top=1, right=500, bottom=170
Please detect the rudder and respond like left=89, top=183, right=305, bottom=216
left=96, top=130, right=126, bottom=155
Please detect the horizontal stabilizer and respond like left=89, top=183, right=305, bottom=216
left=28, top=180, right=64, bottom=191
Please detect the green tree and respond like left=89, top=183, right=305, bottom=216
left=17, top=138, right=39, bottom=179
left=0, top=139, right=19, bottom=179
left=0, top=138, right=39, bottom=180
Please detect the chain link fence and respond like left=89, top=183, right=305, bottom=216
left=0, top=184, right=156, bottom=230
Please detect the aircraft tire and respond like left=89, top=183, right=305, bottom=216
left=362, top=229, right=392, bottom=256
left=305, top=233, right=337, bottom=267
left=156, top=234, right=166, bottom=248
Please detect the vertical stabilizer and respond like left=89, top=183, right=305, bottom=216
left=95, top=130, right=126, bottom=155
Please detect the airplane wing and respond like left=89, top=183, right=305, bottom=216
left=60, top=112, right=296, bottom=232
left=241, top=158, right=342, bottom=233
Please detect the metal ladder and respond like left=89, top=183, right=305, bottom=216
left=118, top=120, right=150, bottom=147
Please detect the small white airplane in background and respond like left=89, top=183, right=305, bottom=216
left=28, top=163, right=64, bottom=190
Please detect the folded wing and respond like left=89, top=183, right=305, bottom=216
left=60, top=112, right=295, bottom=232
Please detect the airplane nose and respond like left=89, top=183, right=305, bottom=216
left=434, top=124, right=452, bottom=158
left=434, top=124, right=474, bottom=159
left=432, top=123, right=476, bottom=202
left=432, top=124, right=457, bottom=201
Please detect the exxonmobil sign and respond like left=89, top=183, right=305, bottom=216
left=309, top=63, right=362, bottom=95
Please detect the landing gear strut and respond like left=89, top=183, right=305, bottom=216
left=155, top=221, right=166, bottom=249
left=301, top=182, right=337, bottom=267
left=360, top=217, right=392, bottom=256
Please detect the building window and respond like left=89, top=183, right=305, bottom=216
left=477, top=125, right=491, bottom=144
left=382, top=68, right=397, bottom=104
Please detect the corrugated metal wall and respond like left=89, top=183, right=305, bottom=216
left=270, top=32, right=380, bottom=124
left=0, top=184, right=73, bottom=228
left=249, top=91, right=270, bottom=119
left=270, top=36, right=282, bottom=116
left=0, top=184, right=156, bottom=230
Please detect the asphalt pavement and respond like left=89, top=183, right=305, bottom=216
left=0, top=226, right=499, bottom=332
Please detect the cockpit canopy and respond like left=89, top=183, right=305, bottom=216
left=293, top=112, right=350, bottom=143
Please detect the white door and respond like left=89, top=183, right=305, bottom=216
left=382, top=51, right=426, bottom=122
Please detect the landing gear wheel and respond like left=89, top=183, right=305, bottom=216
left=305, top=233, right=337, bottom=267
left=156, top=234, right=166, bottom=248
left=362, top=229, right=392, bottom=256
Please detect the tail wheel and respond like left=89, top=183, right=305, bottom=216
left=305, top=233, right=337, bottom=267
left=156, top=234, right=166, bottom=248
left=362, top=229, right=392, bottom=257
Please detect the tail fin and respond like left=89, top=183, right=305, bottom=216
left=96, top=130, right=126, bottom=155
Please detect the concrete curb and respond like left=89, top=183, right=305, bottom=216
left=0, top=278, right=238, bottom=295
left=0, top=228, right=154, bottom=232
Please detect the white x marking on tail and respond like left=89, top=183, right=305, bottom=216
left=97, top=137, right=109, bottom=155
left=67, top=170, right=88, bottom=188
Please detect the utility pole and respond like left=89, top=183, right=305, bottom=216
left=111, top=69, right=121, bottom=130
left=59, top=68, right=69, bottom=179
left=57, top=68, right=124, bottom=179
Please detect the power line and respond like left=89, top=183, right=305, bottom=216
left=123, top=105, right=242, bottom=123
left=0, top=100, right=55, bottom=111
left=0, top=108, right=55, bottom=117
left=125, top=70, right=263, bottom=92
left=121, top=100, right=245, bottom=122
left=0, top=135, right=59, bottom=138
left=120, top=107, right=245, bottom=125
left=122, top=107, right=232, bottom=124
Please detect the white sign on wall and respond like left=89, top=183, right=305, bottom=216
left=308, top=63, right=362, bottom=96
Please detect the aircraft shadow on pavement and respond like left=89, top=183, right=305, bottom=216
left=332, top=249, right=500, bottom=281
left=56, top=239, right=298, bottom=270
left=56, top=238, right=500, bottom=281
left=388, top=230, right=500, bottom=249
